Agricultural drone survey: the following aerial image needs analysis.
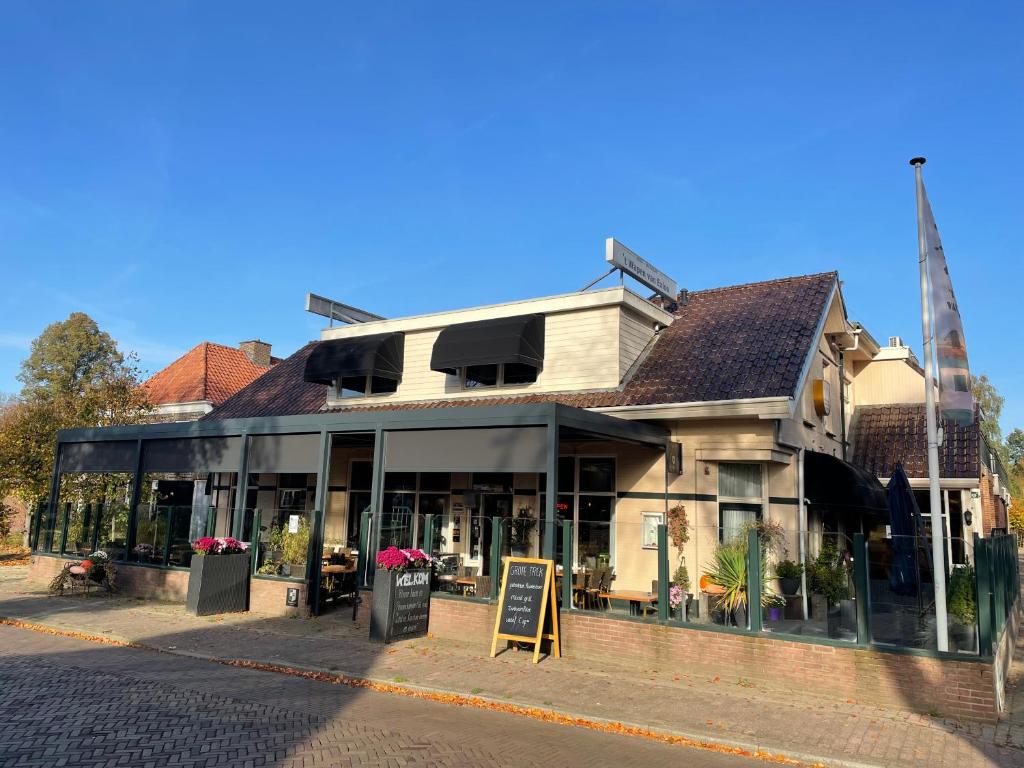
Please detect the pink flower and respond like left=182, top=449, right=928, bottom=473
left=192, top=537, right=218, bottom=555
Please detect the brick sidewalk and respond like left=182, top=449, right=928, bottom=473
left=2, top=565, right=1023, bottom=768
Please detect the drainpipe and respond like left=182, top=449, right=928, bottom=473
left=836, top=328, right=862, bottom=462
left=798, top=448, right=808, bottom=620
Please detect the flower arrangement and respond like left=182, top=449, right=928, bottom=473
left=88, top=550, right=110, bottom=564
left=669, top=584, right=685, bottom=609
left=375, top=546, right=431, bottom=571
left=192, top=536, right=248, bottom=556
left=132, top=543, right=155, bottom=557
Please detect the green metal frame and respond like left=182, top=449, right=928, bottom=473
left=853, top=532, right=871, bottom=644
left=746, top=528, right=762, bottom=632
left=657, top=524, right=669, bottom=622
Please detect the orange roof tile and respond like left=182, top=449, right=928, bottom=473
left=143, top=342, right=275, bottom=407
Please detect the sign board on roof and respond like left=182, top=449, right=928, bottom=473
left=605, top=238, right=677, bottom=300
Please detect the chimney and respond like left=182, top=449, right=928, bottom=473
left=239, top=340, right=272, bottom=367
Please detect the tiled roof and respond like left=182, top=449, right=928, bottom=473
left=144, top=342, right=276, bottom=408
left=849, top=403, right=981, bottom=480
left=200, top=342, right=327, bottom=419
left=204, top=272, right=837, bottom=420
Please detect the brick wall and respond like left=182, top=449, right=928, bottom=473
left=427, top=597, right=1009, bottom=723
left=28, top=556, right=310, bottom=617
left=980, top=465, right=1008, bottom=534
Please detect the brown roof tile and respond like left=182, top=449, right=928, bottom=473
left=144, top=342, right=276, bottom=408
left=849, top=403, right=981, bottom=479
left=204, top=272, right=837, bottom=420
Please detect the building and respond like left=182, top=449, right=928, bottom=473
left=33, top=272, right=893, bottom=606
left=143, top=340, right=277, bottom=422
left=27, top=265, right=1021, bottom=721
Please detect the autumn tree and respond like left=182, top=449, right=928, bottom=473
left=0, top=313, right=151, bottom=506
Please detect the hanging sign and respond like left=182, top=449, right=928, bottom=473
left=490, top=557, right=560, bottom=663
left=606, top=238, right=677, bottom=299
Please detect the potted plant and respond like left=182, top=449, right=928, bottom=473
left=703, top=538, right=783, bottom=628
left=671, top=563, right=692, bottom=619
left=185, top=536, right=250, bottom=616
left=775, top=559, right=804, bottom=596
left=667, top=504, right=693, bottom=617
left=261, top=518, right=310, bottom=577
left=370, top=546, right=433, bottom=643
left=804, top=542, right=851, bottom=635
left=947, top=559, right=978, bottom=652
left=508, top=508, right=536, bottom=558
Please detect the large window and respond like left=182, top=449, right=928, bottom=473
left=718, top=463, right=763, bottom=541
left=462, top=363, right=538, bottom=389
left=542, top=457, right=616, bottom=569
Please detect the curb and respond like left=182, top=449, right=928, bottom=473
left=0, top=615, right=887, bottom=768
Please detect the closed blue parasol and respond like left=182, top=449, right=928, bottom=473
left=887, top=462, right=920, bottom=596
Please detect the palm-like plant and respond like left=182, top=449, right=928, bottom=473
left=704, top=538, right=783, bottom=615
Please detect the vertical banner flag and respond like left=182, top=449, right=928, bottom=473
left=921, top=184, right=974, bottom=425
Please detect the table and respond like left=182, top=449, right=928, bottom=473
left=599, top=589, right=658, bottom=616
left=455, top=578, right=476, bottom=596
left=320, top=564, right=357, bottom=609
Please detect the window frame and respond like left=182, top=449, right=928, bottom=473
left=717, top=462, right=766, bottom=542
left=334, top=374, right=399, bottom=400
left=460, top=362, right=538, bottom=390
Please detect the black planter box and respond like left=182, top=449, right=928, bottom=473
left=186, top=552, right=251, bottom=616
left=370, top=567, right=431, bottom=643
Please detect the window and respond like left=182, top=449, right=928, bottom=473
left=541, top=456, right=616, bottom=569
left=461, top=363, right=538, bottom=389
left=337, top=375, right=398, bottom=399
left=718, top=463, right=763, bottom=541
left=579, top=458, right=615, bottom=493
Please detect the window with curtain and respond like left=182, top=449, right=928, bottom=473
left=718, top=463, right=763, bottom=542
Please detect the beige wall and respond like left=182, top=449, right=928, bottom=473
left=850, top=358, right=926, bottom=407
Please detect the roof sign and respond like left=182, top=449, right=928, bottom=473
left=605, top=238, right=677, bottom=300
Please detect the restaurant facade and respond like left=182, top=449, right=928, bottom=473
left=27, top=269, right=1020, bottom=720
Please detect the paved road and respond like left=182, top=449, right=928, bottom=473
left=0, top=625, right=758, bottom=768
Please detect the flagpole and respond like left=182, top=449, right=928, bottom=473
left=910, top=156, right=949, bottom=652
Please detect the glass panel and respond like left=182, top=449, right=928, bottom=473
left=385, top=472, right=417, bottom=491
left=579, top=458, right=614, bottom=493
left=464, top=364, right=498, bottom=388
left=256, top=508, right=312, bottom=579
left=369, top=376, right=398, bottom=395
left=132, top=506, right=169, bottom=565
left=166, top=507, right=195, bottom=567
left=472, top=473, right=513, bottom=493
left=49, top=504, right=68, bottom=553
left=415, top=494, right=448, bottom=548
left=578, top=495, right=613, bottom=569
left=348, top=491, right=371, bottom=547
left=339, top=375, right=367, bottom=398
left=718, top=462, right=762, bottom=498
left=96, top=504, right=129, bottom=561
left=761, top=529, right=856, bottom=642
left=419, top=472, right=451, bottom=492
left=350, top=461, right=372, bottom=490
left=719, top=503, right=761, bottom=542
left=62, top=504, right=92, bottom=556
left=503, top=363, right=538, bottom=385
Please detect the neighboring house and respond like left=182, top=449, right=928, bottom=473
left=143, top=340, right=277, bottom=423
left=851, top=400, right=1011, bottom=555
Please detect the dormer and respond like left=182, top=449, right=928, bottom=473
left=305, top=286, right=673, bottom=408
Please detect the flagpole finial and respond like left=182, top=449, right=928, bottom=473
left=909, top=156, right=927, bottom=167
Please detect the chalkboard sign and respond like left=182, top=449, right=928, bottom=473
left=370, top=568, right=431, bottom=643
left=490, top=557, right=560, bottom=663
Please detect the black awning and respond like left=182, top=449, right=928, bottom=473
left=303, top=333, right=404, bottom=386
left=430, top=314, right=544, bottom=375
left=805, top=450, right=889, bottom=517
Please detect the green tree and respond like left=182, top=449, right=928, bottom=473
left=1008, top=428, right=1024, bottom=468
left=971, top=374, right=1005, bottom=449
left=0, top=313, right=151, bottom=505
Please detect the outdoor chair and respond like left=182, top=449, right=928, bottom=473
left=586, top=566, right=609, bottom=610
left=473, top=575, right=491, bottom=598
left=573, top=570, right=589, bottom=608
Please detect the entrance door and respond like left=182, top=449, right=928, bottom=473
left=470, top=494, right=512, bottom=575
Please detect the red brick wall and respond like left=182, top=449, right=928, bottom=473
left=28, top=556, right=310, bottom=617
left=980, top=465, right=1008, bottom=534
left=428, top=597, right=1006, bottom=723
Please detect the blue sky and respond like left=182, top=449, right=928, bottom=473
left=2, top=3, right=1022, bottom=431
